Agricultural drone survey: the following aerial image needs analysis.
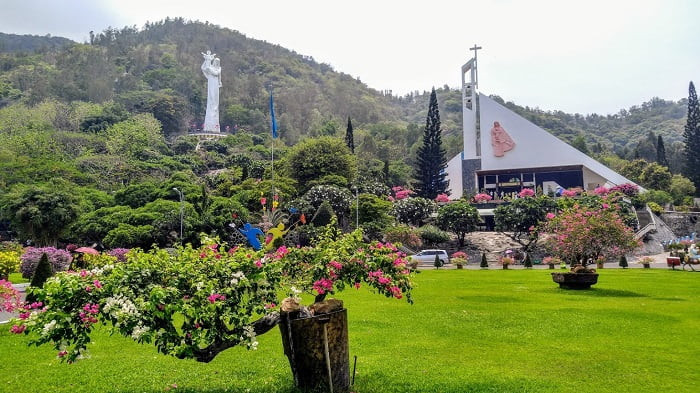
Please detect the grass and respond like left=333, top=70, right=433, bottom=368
left=7, top=272, right=28, bottom=284
left=1, top=269, right=698, bottom=392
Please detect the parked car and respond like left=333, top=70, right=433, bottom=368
left=409, top=249, right=449, bottom=266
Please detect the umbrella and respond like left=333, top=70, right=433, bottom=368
left=74, top=247, right=99, bottom=255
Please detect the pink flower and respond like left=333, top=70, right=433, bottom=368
left=19, top=312, right=30, bottom=320
left=474, top=193, right=493, bottom=203
left=10, top=324, right=26, bottom=334
left=354, top=282, right=361, bottom=289
left=328, top=261, right=343, bottom=270
left=546, top=212, right=556, bottom=219
left=602, top=203, right=610, bottom=209
left=260, top=197, right=267, bottom=206
left=254, top=260, right=263, bottom=268
left=57, top=350, right=68, bottom=358
left=312, top=278, right=334, bottom=294
left=518, top=188, right=535, bottom=198
left=390, top=286, right=402, bottom=299
left=378, top=277, right=391, bottom=285
left=435, top=193, right=450, bottom=202
left=93, top=280, right=102, bottom=289
left=264, top=303, right=276, bottom=309
left=207, top=294, right=226, bottom=303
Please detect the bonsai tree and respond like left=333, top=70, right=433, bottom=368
left=9, top=225, right=415, bottom=367
left=480, top=253, right=488, bottom=268
left=451, top=251, right=467, bottom=269
left=540, top=203, right=640, bottom=272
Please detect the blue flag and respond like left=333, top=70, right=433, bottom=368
left=269, top=92, right=278, bottom=138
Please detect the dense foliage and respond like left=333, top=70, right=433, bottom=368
left=10, top=229, right=415, bottom=363
left=414, top=88, right=448, bottom=199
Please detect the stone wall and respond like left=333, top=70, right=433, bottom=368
left=659, top=212, right=700, bottom=238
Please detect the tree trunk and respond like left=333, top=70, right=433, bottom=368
left=280, top=308, right=350, bottom=393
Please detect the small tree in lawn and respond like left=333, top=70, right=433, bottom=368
left=480, top=253, right=488, bottom=268
left=494, top=194, right=557, bottom=253
left=26, top=253, right=52, bottom=303
left=436, top=201, right=480, bottom=248
left=434, top=253, right=442, bottom=269
left=619, top=255, right=628, bottom=269
left=523, top=253, right=532, bottom=268
left=540, top=203, right=640, bottom=271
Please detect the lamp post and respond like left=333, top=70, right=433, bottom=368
left=173, top=188, right=184, bottom=241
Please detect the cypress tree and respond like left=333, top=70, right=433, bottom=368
left=27, top=253, right=52, bottom=303
left=433, top=253, right=442, bottom=269
left=618, top=255, right=628, bottom=269
left=656, top=135, right=668, bottom=168
left=683, top=81, right=700, bottom=193
left=345, top=117, right=354, bottom=154
left=415, top=88, right=449, bottom=199
left=524, top=253, right=532, bottom=268
left=480, top=253, right=488, bottom=268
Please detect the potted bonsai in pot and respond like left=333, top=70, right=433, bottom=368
left=542, top=256, right=561, bottom=270
left=637, top=256, right=654, bottom=269
left=451, top=251, right=468, bottom=269
left=8, top=225, right=416, bottom=393
left=540, top=202, right=640, bottom=289
left=499, top=256, right=514, bottom=270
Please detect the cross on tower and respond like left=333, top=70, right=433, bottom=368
left=470, top=44, right=482, bottom=87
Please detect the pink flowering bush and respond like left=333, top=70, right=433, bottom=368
left=518, top=188, right=535, bottom=198
left=20, top=247, right=72, bottom=279
left=593, top=186, right=609, bottom=196
left=1, top=279, right=21, bottom=312
left=435, top=193, right=450, bottom=203
left=10, top=226, right=415, bottom=364
left=609, top=183, right=640, bottom=198
left=106, top=248, right=130, bottom=262
left=391, top=186, right=414, bottom=200
left=540, top=203, right=640, bottom=267
left=561, top=189, right=578, bottom=198
left=473, top=193, right=493, bottom=203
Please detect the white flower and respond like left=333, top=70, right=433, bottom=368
left=131, top=323, right=150, bottom=340
left=41, top=320, right=57, bottom=336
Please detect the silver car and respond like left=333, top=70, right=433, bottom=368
left=409, top=249, right=449, bottom=266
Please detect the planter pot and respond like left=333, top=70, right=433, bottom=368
left=551, top=272, right=599, bottom=290
left=547, top=264, right=555, bottom=270
left=456, top=264, right=463, bottom=269
left=502, top=264, right=509, bottom=270
left=642, top=263, right=651, bottom=269
left=596, top=262, right=604, bottom=269
left=280, top=308, right=350, bottom=393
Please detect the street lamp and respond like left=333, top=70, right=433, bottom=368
left=173, top=188, right=184, bottom=240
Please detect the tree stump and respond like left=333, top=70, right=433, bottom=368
left=280, top=308, right=349, bottom=393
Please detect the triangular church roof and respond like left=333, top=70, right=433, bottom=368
left=478, top=93, right=637, bottom=187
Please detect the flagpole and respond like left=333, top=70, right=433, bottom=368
left=269, top=91, right=277, bottom=204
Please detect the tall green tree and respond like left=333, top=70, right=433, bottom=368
left=414, top=88, right=448, bottom=199
left=656, top=135, right=668, bottom=167
left=345, top=117, right=354, bottom=153
left=571, top=134, right=590, bottom=155
left=683, top=81, right=700, bottom=194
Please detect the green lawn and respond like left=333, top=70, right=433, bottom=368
left=1, top=269, right=698, bottom=392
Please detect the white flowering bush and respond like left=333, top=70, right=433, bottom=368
left=10, top=229, right=415, bottom=363
left=302, top=185, right=353, bottom=216
left=391, top=197, right=436, bottom=226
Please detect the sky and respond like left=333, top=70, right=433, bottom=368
left=1, top=0, right=698, bottom=115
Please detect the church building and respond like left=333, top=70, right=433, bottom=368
left=445, top=50, right=638, bottom=199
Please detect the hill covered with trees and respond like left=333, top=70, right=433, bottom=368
left=0, top=18, right=694, bottom=249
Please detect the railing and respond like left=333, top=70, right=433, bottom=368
left=635, top=205, right=657, bottom=240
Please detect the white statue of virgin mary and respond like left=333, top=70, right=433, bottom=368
left=201, top=50, right=222, bottom=132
